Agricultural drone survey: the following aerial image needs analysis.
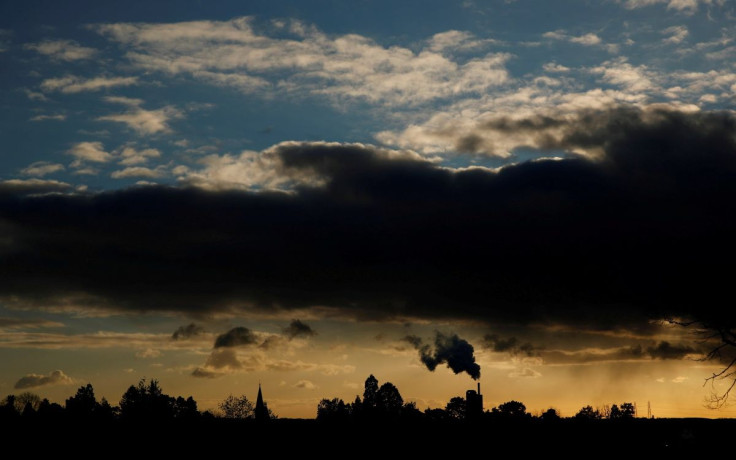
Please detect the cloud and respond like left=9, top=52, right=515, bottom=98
left=570, top=33, right=602, bottom=46
left=646, top=341, right=696, bottom=359
left=589, top=58, right=655, bottom=92
left=1, top=109, right=736, bottom=335
left=662, top=26, right=689, bottom=44
left=103, top=96, right=144, bottom=107
left=40, top=75, right=138, bottom=93
left=404, top=331, right=481, bottom=380
left=544, top=30, right=602, bottom=46
left=508, top=368, right=541, bottom=378
left=191, top=349, right=354, bottom=378
left=23, top=89, right=48, bottom=101
left=172, top=323, right=204, bottom=340
left=135, top=348, right=161, bottom=358
left=93, top=17, right=510, bottom=106
left=24, top=39, right=97, bottom=61
left=118, top=146, right=161, bottom=165
left=483, top=334, right=538, bottom=356
left=0, top=317, right=63, bottom=329
left=97, top=105, right=181, bottom=135
left=29, top=114, right=66, bottom=122
left=67, top=141, right=113, bottom=165
left=0, top=329, right=213, bottom=350
left=621, top=0, right=722, bottom=12
left=214, top=327, right=257, bottom=348
left=293, top=379, right=316, bottom=390
left=0, top=178, right=72, bottom=194
left=111, top=166, right=166, bottom=179
left=14, top=370, right=74, bottom=389
left=672, top=376, right=689, bottom=383
left=20, top=161, right=65, bottom=177
left=283, top=319, right=316, bottom=339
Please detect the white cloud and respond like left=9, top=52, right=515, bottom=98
left=14, top=370, right=74, bottom=389
left=94, top=17, right=510, bottom=106
left=0, top=178, right=72, bottom=193
left=23, top=89, right=49, bottom=101
left=110, top=166, right=166, bottom=179
left=544, top=30, right=602, bottom=46
left=589, top=58, right=655, bottom=92
left=662, top=26, right=689, bottom=44
left=118, top=146, right=161, bottom=165
left=98, top=106, right=181, bottom=135
left=67, top=141, right=113, bottom=166
left=103, top=95, right=144, bottom=107
left=183, top=141, right=425, bottom=191
left=20, top=161, right=65, bottom=177
left=543, top=62, right=571, bottom=73
left=569, top=33, right=602, bottom=46
left=672, top=376, right=689, bottom=383
left=293, top=379, right=316, bottom=390
left=24, top=39, right=97, bottom=61
left=621, top=0, right=723, bottom=12
left=508, top=367, right=542, bottom=378
left=29, top=114, right=66, bottom=122
left=135, top=348, right=162, bottom=358
left=40, top=75, right=138, bottom=94
left=72, top=167, right=100, bottom=176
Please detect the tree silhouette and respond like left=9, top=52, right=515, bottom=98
left=540, top=408, right=560, bottom=421
left=218, top=394, right=253, bottom=419
left=445, top=396, right=466, bottom=420
left=669, top=319, right=736, bottom=408
left=376, top=382, right=403, bottom=415
left=15, top=392, right=41, bottom=413
left=575, top=405, right=601, bottom=420
left=620, top=402, right=635, bottom=419
left=119, top=378, right=174, bottom=420
left=363, top=374, right=378, bottom=409
left=493, top=400, right=528, bottom=418
left=21, top=402, right=36, bottom=418
left=174, top=396, right=199, bottom=420
left=66, top=383, right=97, bottom=418
left=316, top=398, right=347, bottom=422
left=37, top=398, right=64, bottom=420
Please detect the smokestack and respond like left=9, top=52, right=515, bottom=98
left=477, top=382, right=480, bottom=395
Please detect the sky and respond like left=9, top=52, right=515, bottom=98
left=1, top=0, right=736, bottom=418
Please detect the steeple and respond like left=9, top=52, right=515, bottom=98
left=255, top=383, right=269, bottom=422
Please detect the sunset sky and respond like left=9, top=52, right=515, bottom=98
left=2, top=0, right=736, bottom=419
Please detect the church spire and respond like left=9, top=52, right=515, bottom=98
left=255, top=383, right=269, bottom=422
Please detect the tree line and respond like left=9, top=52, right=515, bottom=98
left=0, top=378, right=273, bottom=423
left=317, top=375, right=643, bottom=423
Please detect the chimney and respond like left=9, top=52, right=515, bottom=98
left=477, top=382, right=480, bottom=395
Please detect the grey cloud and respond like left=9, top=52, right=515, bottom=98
left=646, top=341, right=696, bottom=360
left=1, top=108, right=736, bottom=334
left=214, top=327, right=257, bottom=348
left=172, top=323, right=204, bottom=340
left=14, top=370, right=73, bottom=389
left=283, top=319, right=316, bottom=339
left=483, top=334, right=540, bottom=356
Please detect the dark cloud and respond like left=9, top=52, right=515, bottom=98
left=539, top=341, right=701, bottom=365
left=172, top=323, right=204, bottom=340
left=213, top=327, right=257, bottom=348
left=14, top=370, right=73, bottom=389
left=1, top=108, right=736, bottom=332
left=483, top=334, right=539, bottom=356
left=283, top=319, right=316, bottom=339
left=405, top=332, right=481, bottom=380
left=646, top=341, right=696, bottom=360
